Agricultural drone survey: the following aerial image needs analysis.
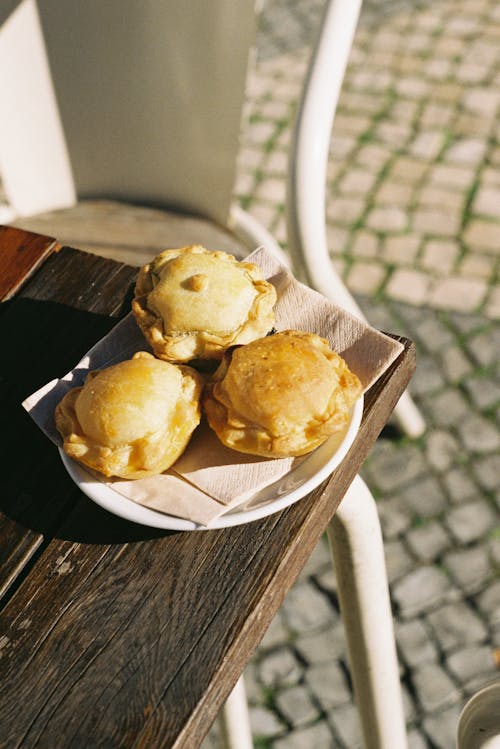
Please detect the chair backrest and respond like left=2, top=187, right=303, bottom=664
left=0, top=0, right=256, bottom=224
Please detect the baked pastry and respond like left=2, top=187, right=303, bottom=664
left=132, top=245, right=277, bottom=362
left=55, top=352, right=203, bottom=479
left=203, top=330, right=362, bottom=458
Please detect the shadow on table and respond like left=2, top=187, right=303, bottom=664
left=1, top=295, right=174, bottom=544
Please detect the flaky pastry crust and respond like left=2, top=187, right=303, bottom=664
left=203, top=330, right=362, bottom=458
left=132, top=245, right=277, bottom=362
left=55, top=352, right=203, bottom=479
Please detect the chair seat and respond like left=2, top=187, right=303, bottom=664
left=10, top=200, right=248, bottom=266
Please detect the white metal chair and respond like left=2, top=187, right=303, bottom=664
left=0, top=1, right=414, bottom=746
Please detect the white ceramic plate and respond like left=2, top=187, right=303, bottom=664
left=60, top=395, right=363, bottom=531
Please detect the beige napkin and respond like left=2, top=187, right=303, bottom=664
left=23, top=247, right=403, bottom=526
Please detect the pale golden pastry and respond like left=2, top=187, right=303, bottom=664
left=132, top=245, right=277, bottom=362
left=203, top=330, right=362, bottom=458
left=55, top=352, right=203, bottom=479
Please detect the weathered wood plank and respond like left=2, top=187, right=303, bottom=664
left=0, top=225, right=58, bottom=301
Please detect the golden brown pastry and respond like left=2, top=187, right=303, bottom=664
left=132, top=245, right=277, bottom=362
left=55, top=352, right=203, bottom=479
left=203, top=330, right=362, bottom=458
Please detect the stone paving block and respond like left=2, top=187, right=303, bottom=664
left=481, top=165, right=500, bottom=187
left=350, top=229, right=379, bottom=258
left=245, top=120, right=279, bottom=147
left=424, top=388, right=470, bottom=428
left=438, top=345, right=473, bottom=384
left=464, top=373, right=500, bottom=411
left=485, top=284, right=500, bottom=318
left=429, top=276, right=487, bottom=313
left=329, top=703, right=363, bottom=749
left=248, top=201, right=280, bottom=230
left=473, top=185, right=500, bottom=218
left=406, top=520, right=450, bottom=562
left=407, top=728, right=429, bottom=749
left=462, top=88, right=500, bottom=117
left=375, top=181, right=414, bottom=209
left=423, top=704, right=462, bottom=749
left=408, top=355, right=445, bottom=397
left=444, top=544, right=493, bottom=594
left=390, top=99, right=420, bottom=123
left=259, top=611, right=292, bottom=652
left=365, top=206, right=408, bottom=232
left=355, top=142, right=392, bottom=170
left=254, top=175, right=286, bottom=203
left=364, top=442, right=427, bottom=494
left=417, top=185, right=465, bottom=212
left=420, top=101, right=455, bottom=128
left=464, top=218, right=500, bottom=253
left=327, top=197, right=365, bottom=225
left=469, top=323, right=500, bottom=366
left=428, top=163, right=475, bottom=190
left=280, top=581, right=334, bottom=634
left=426, top=601, right=488, bottom=651
left=421, top=239, right=460, bottom=274
left=445, top=499, right=497, bottom=544
left=457, top=414, right=500, bottom=453
left=265, top=148, right=288, bottom=175
left=460, top=253, right=498, bottom=280
left=446, top=644, right=498, bottom=687
left=412, top=661, right=461, bottom=712
left=305, top=660, right=351, bottom=710
left=259, top=647, right=304, bottom=688
left=392, top=565, right=457, bottom=618
left=397, top=475, right=448, bottom=519
left=275, top=685, right=320, bottom=727
left=401, top=681, right=418, bottom=723
left=425, top=430, right=465, bottom=473
left=454, top=112, right=495, bottom=138
left=488, top=535, right=500, bottom=568
left=384, top=538, right=415, bottom=583
left=390, top=156, right=429, bottom=183
left=413, top=207, right=462, bottom=237
left=314, top=566, right=337, bottom=596
left=386, top=269, right=431, bottom=305
left=250, top=705, right=286, bottom=738
left=396, top=618, right=439, bottom=667
left=472, top=453, right=500, bottom=493
left=337, top=168, right=377, bottom=196
left=243, top=661, right=264, bottom=705
left=374, top=121, right=412, bottom=148
left=375, top=496, right=414, bottom=539
left=476, top=580, right=500, bottom=627
left=347, top=261, right=386, bottom=295
left=411, top=313, right=456, bottom=352
left=294, top=625, right=347, bottom=665
left=273, top=720, right=338, bottom=749
left=379, top=227, right=420, bottom=261
left=298, top=535, right=332, bottom=579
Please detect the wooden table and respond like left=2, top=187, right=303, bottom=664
left=0, top=226, right=416, bottom=748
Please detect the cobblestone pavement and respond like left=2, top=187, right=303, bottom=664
left=205, top=0, right=500, bottom=747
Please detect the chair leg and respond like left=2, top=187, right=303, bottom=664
left=326, top=475, right=408, bottom=749
left=393, top=390, right=426, bottom=438
left=457, top=682, right=500, bottom=749
left=219, top=675, right=253, bottom=749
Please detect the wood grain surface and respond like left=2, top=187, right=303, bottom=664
left=0, top=239, right=415, bottom=748
left=0, top=225, right=59, bottom=301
